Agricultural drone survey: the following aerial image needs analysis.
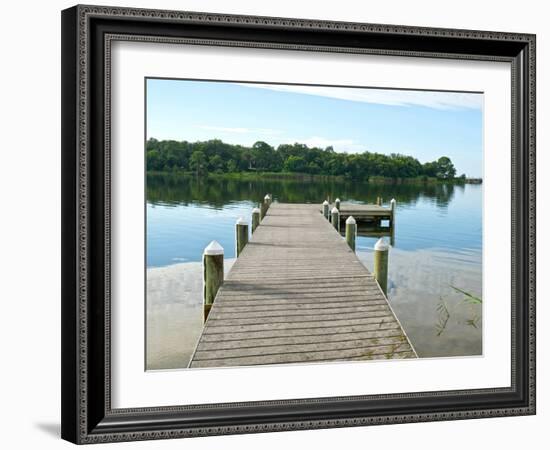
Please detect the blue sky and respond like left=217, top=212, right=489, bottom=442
left=146, top=79, right=483, bottom=177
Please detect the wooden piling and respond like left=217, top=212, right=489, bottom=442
left=335, top=198, right=341, bottom=210
left=374, top=238, right=389, bottom=295
left=322, top=200, right=329, bottom=219
left=377, top=196, right=382, bottom=206
left=331, top=207, right=340, bottom=232
left=203, top=241, right=224, bottom=321
left=260, top=194, right=271, bottom=220
left=345, top=216, right=356, bottom=251
left=235, top=217, right=249, bottom=257
left=390, top=199, right=396, bottom=246
left=251, top=207, right=260, bottom=233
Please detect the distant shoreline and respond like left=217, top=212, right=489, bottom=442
left=148, top=171, right=482, bottom=185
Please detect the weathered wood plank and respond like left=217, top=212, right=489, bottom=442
left=215, top=296, right=388, bottom=308
left=213, top=298, right=388, bottom=310
left=221, top=276, right=376, bottom=285
left=217, top=285, right=381, bottom=294
left=191, top=345, right=413, bottom=367
left=208, top=304, right=391, bottom=320
left=215, top=287, right=384, bottom=300
left=201, top=326, right=403, bottom=344
left=197, top=334, right=407, bottom=352
left=193, top=337, right=410, bottom=360
left=206, top=311, right=393, bottom=327
left=202, top=315, right=399, bottom=333
left=217, top=283, right=382, bottom=294
left=200, top=326, right=404, bottom=343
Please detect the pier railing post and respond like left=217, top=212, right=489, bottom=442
left=377, top=196, right=382, bottom=206
left=390, top=198, right=396, bottom=225
left=374, top=238, right=389, bottom=295
left=235, top=217, right=249, bottom=257
left=203, top=241, right=224, bottom=322
left=345, top=216, right=356, bottom=251
left=251, top=207, right=260, bottom=233
left=390, top=198, right=396, bottom=246
left=331, top=207, right=340, bottom=232
left=260, top=194, right=271, bottom=220
left=335, top=198, right=341, bottom=210
left=323, top=200, right=329, bottom=219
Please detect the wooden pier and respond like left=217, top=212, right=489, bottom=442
left=189, top=202, right=415, bottom=368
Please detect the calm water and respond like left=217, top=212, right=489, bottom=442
left=146, top=174, right=482, bottom=365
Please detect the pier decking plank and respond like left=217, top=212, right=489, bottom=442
left=189, top=203, right=415, bottom=368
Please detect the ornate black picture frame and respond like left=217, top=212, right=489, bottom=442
left=61, top=4, right=536, bottom=444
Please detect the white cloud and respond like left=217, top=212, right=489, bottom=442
left=197, top=125, right=281, bottom=135
left=238, top=83, right=482, bottom=111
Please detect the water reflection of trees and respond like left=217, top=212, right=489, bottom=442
left=146, top=173, right=459, bottom=209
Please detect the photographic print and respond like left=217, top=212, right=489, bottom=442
left=61, top=7, right=536, bottom=442
left=145, top=79, right=483, bottom=371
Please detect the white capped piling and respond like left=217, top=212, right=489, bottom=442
left=251, top=207, right=260, bottom=233
left=260, top=194, right=271, bottom=220
left=345, top=216, right=357, bottom=251
left=203, top=241, right=224, bottom=321
left=390, top=198, right=396, bottom=246
left=331, top=207, right=340, bottom=232
left=322, top=200, right=329, bottom=219
left=374, top=238, right=389, bottom=295
left=335, top=198, right=341, bottom=210
left=235, top=217, right=249, bottom=257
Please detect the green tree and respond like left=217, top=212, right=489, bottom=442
left=422, top=161, right=438, bottom=177
left=326, top=156, right=345, bottom=176
left=189, top=150, right=207, bottom=176
left=284, top=155, right=307, bottom=173
left=209, top=154, right=225, bottom=173
left=226, top=160, right=238, bottom=173
left=251, top=141, right=282, bottom=171
left=435, top=156, right=456, bottom=179
left=146, top=149, right=162, bottom=171
left=307, top=161, right=321, bottom=174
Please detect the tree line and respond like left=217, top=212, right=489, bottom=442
left=146, top=138, right=462, bottom=180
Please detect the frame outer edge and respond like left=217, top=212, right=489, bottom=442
left=65, top=4, right=537, bottom=444
left=61, top=5, right=80, bottom=445
left=527, top=34, right=536, bottom=414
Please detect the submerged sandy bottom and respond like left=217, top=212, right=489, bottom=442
left=146, top=259, right=235, bottom=370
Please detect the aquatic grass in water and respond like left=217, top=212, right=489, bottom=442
left=435, top=297, right=451, bottom=337
left=435, top=286, right=482, bottom=336
left=451, top=285, right=482, bottom=304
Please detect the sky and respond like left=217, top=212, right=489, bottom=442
left=146, top=79, right=483, bottom=177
